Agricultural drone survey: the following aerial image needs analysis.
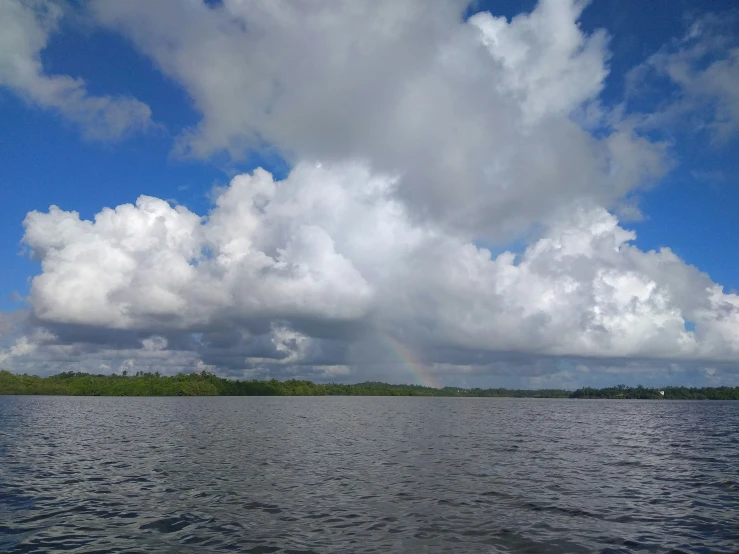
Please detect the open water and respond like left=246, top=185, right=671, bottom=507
left=1, top=396, right=738, bottom=553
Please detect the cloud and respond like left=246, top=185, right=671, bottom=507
left=23, top=165, right=374, bottom=331
left=627, top=13, right=739, bottom=141
left=90, top=0, right=666, bottom=238
left=14, top=163, right=739, bottom=381
left=0, top=0, right=153, bottom=140
left=0, top=335, right=38, bottom=365
left=469, top=0, right=608, bottom=124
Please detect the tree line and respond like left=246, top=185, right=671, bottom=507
left=1, top=370, right=737, bottom=399
left=570, top=383, right=739, bottom=400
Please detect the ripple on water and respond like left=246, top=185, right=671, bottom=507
left=1, top=397, right=738, bottom=553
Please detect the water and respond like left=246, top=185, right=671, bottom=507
left=1, top=397, right=738, bottom=553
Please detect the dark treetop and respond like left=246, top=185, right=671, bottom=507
left=1, top=370, right=737, bottom=399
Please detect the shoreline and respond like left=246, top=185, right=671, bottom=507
left=2, top=370, right=737, bottom=400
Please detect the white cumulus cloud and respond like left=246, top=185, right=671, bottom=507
left=90, top=0, right=666, bottom=238
left=17, top=163, right=739, bottom=375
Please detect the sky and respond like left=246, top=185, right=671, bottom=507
left=1, top=0, right=738, bottom=389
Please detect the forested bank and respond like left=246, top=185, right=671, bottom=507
left=1, top=370, right=737, bottom=399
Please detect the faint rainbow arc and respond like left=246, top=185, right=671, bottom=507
left=380, top=335, right=443, bottom=389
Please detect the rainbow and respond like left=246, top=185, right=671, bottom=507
left=381, top=335, right=444, bottom=389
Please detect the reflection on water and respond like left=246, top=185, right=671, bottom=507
left=1, top=396, right=738, bottom=553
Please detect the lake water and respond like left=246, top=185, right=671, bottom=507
left=1, top=397, right=738, bottom=553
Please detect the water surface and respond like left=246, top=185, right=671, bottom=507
left=1, top=397, right=738, bottom=553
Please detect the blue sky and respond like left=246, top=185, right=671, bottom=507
left=1, top=0, right=737, bottom=387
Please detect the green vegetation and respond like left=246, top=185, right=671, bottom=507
left=570, top=384, right=739, bottom=400
left=1, top=370, right=737, bottom=399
